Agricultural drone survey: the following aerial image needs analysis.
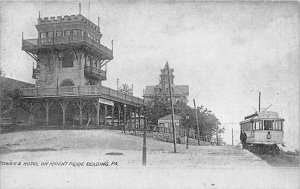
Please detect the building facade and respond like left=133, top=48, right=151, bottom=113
left=144, top=63, right=189, bottom=104
left=157, top=114, right=196, bottom=138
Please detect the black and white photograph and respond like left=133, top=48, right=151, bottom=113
left=0, top=0, right=299, bottom=188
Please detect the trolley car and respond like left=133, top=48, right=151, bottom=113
left=240, top=111, right=284, bottom=154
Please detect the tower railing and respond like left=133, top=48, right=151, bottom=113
left=19, top=85, right=144, bottom=105
left=84, top=65, right=106, bottom=80
left=22, top=35, right=113, bottom=58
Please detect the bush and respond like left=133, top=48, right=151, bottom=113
left=285, top=150, right=299, bottom=156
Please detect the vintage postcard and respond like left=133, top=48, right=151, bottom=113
left=0, top=0, right=299, bottom=188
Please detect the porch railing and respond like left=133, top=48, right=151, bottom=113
left=19, top=85, right=144, bottom=105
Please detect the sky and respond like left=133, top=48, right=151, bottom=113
left=0, top=1, right=299, bottom=149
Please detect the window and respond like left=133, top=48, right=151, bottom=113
left=164, top=122, right=169, bottom=128
left=48, top=31, right=54, bottom=37
left=56, top=31, right=63, bottom=37
left=64, top=30, right=71, bottom=36
left=62, top=53, right=74, bottom=68
left=241, top=122, right=252, bottom=131
left=175, top=122, right=179, bottom=127
left=40, top=32, right=46, bottom=38
left=159, top=123, right=164, bottom=127
left=40, top=32, right=47, bottom=43
left=60, top=78, right=75, bottom=86
left=255, top=121, right=263, bottom=130
left=264, top=120, right=273, bottom=130
left=73, top=29, right=81, bottom=36
left=275, top=120, right=282, bottom=131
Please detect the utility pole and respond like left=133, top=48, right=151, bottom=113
left=232, top=128, right=234, bottom=146
left=185, top=115, right=190, bottom=149
left=259, top=91, right=261, bottom=112
left=117, top=78, right=119, bottom=91
left=193, top=99, right=200, bottom=145
left=166, top=61, right=176, bottom=153
left=142, top=103, right=147, bottom=166
left=216, top=121, right=218, bottom=146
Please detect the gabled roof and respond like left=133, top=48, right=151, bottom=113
left=158, top=114, right=182, bottom=120
left=174, top=85, right=189, bottom=95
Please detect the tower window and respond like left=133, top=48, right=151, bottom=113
left=48, top=31, right=54, bottom=37
left=40, top=32, right=46, bottom=38
left=62, top=53, right=74, bottom=68
left=64, top=30, right=71, bottom=36
left=73, top=29, right=81, bottom=36
left=60, top=78, right=75, bottom=86
left=56, top=31, right=63, bottom=37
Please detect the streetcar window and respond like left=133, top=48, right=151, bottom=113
left=242, top=122, right=252, bottom=131
left=275, top=121, right=282, bottom=131
left=255, top=121, right=262, bottom=130
left=264, top=120, right=273, bottom=130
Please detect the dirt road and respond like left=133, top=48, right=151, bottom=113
left=1, top=130, right=299, bottom=189
left=0, top=130, right=270, bottom=167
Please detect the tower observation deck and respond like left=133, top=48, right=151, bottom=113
left=19, top=12, right=143, bottom=128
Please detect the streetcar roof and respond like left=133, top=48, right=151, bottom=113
left=240, top=111, right=283, bottom=124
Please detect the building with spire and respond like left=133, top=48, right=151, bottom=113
left=143, top=63, right=189, bottom=104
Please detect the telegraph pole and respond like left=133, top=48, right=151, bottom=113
left=166, top=61, right=176, bottom=153
left=193, top=99, right=200, bottom=145
left=142, top=103, right=147, bottom=166
left=232, top=128, right=234, bottom=146
left=259, top=91, right=261, bottom=112
left=185, top=115, right=190, bottom=149
left=216, top=121, right=218, bottom=146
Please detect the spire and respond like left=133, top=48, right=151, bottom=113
left=79, top=3, right=81, bottom=15
left=165, top=61, right=169, bottom=69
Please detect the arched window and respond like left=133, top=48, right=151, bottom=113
left=60, top=78, right=75, bottom=86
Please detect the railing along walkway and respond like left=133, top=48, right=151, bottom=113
left=19, top=85, right=144, bottom=105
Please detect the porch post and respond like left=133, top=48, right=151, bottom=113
left=104, top=104, right=107, bottom=126
left=77, top=99, right=85, bottom=126
left=28, top=101, right=36, bottom=126
left=59, top=100, right=69, bottom=127
left=133, top=108, right=137, bottom=134
left=42, top=99, right=52, bottom=126
left=111, top=105, right=115, bottom=127
left=138, top=108, right=141, bottom=129
left=118, top=103, right=121, bottom=127
left=128, top=106, right=132, bottom=132
left=124, top=104, right=127, bottom=133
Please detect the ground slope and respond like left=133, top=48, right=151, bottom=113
left=0, top=130, right=269, bottom=167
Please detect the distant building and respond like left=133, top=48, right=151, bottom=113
left=144, top=63, right=189, bottom=104
left=157, top=114, right=196, bottom=138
